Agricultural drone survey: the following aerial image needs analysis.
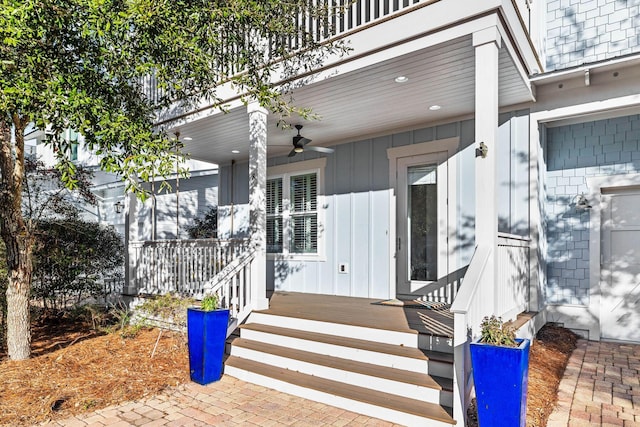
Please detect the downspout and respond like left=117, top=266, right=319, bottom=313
left=230, top=159, right=235, bottom=238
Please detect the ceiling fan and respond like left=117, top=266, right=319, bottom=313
left=287, top=125, right=334, bottom=158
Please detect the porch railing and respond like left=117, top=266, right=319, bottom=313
left=449, top=245, right=492, bottom=426
left=449, top=236, right=531, bottom=425
left=208, top=249, right=256, bottom=337
left=129, top=238, right=250, bottom=298
left=496, top=237, right=530, bottom=321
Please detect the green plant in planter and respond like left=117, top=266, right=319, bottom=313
left=479, top=315, right=517, bottom=347
left=200, top=294, right=220, bottom=311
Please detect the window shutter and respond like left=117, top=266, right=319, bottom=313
left=266, top=178, right=283, bottom=253
left=290, top=173, right=317, bottom=253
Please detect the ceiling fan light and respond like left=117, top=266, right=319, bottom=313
left=294, top=146, right=304, bottom=153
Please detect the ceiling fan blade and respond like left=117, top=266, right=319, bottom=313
left=306, top=146, right=334, bottom=154
left=287, top=149, right=297, bottom=157
left=293, top=135, right=312, bottom=146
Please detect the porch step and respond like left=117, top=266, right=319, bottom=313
left=249, top=311, right=419, bottom=347
left=225, top=356, right=456, bottom=427
left=239, top=322, right=431, bottom=372
left=230, top=337, right=453, bottom=405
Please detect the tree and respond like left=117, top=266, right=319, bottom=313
left=32, top=218, right=124, bottom=310
left=0, top=0, right=347, bottom=359
left=186, top=207, right=218, bottom=240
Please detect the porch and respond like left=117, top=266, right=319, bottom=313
left=126, top=234, right=533, bottom=425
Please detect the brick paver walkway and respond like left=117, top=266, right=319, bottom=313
left=547, top=340, right=640, bottom=427
left=41, top=375, right=400, bottom=427
left=42, top=339, right=640, bottom=426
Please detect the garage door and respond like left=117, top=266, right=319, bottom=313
left=601, top=190, right=640, bottom=342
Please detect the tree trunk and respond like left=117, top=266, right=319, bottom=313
left=5, top=238, right=33, bottom=360
left=0, top=116, right=33, bottom=360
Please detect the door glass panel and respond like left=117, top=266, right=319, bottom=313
left=408, top=165, right=437, bottom=281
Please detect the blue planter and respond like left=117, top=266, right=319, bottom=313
left=470, top=338, right=530, bottom=427
left=187, top=307, right=230, bottom=385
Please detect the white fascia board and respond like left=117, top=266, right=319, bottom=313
left=530, top=53, right=640, bottom=85
left=157, top=2, right=507, bottom=127
left=156, top=87, right=245, bottom=129
left=293, top=15, right=501, bottom=87
left=494, top=15, right=536, bottom=102
left=532, top=92, right=640, bottom=125
left=498, top=0, right=542, bottom=74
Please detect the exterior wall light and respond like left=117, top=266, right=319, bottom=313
left=114, top=201, right=124, bottom=214
left=475, top=142, right=488, bottom=158
left=575, top=193, right=592, bottom=210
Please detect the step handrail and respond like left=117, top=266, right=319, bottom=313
left=449, top=244, right=492, bottom=427
left=204, top=248, right=256, bottom=337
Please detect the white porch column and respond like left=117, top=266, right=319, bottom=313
left=474, top=27, right=501, bottom=315
left=248, top=102, right=270, bottom=310
left=124, top=192, right=139, bottom=295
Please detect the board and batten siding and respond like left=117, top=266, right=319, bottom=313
left=218, top=112, right=528, bottom=299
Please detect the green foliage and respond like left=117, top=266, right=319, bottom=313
left=0, top=0, right=348, bottom=359
left=186, top=207, right=218, bottom=239
left=136, top=293, right=194, bottom=331
left=479, top=315, right=517, bottom=347
left=137, top=293, right=194, bottom=319
left=31, top=219, right=124, bottom=309
left=200, top=294, right=220, bottom=312
left=0, top=0, right=350, bottom=195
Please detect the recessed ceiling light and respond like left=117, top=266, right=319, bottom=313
left=429, top=105, right=442, bottom=111
left=183, top=137, right=193, bottom=141
left=394, top=76, right=409, bottom=83
left=231, top=150, right=240, bottom=154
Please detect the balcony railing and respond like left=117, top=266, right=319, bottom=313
left=140, top=0, right=431, bottom=104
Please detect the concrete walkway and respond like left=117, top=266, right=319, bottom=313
left=42, top=375, right=400, bottom=427
left=547, top=339, right=640, bottom=427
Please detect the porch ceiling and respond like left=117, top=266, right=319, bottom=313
left=173, top=35, right=532, bottom=165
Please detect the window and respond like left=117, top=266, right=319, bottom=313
left=266, top=159, right=324, bottom=257
left=289, top=173, right=317, bottom=253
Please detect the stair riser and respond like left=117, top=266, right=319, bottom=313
left=248, top=312, right=419, bottom=347
left=419, top=335, right=454, bottom=354
left=224, top=365, right=454, bottom=427
left=425, top=360, right=454, bottom=380
left=230, top=345, right=453, bottom=406
left=240, top=328, right=428, bottom=372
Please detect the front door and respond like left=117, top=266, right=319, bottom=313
left=601, top=189, right=640, bottom=342
left=396, top=152, right=448, bottom=298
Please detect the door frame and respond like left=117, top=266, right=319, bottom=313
left=585, top=173, right=640, bottom=341
left=600, top=187, right=640, bottom=341
left=387, top=137, right=459, bottom=299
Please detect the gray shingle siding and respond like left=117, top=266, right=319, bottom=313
left=545, top=0, right=640, bottom=71
left=545, top=114, right=640, bottom=304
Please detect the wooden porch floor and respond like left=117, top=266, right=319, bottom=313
left=259, top=292, right=454, bottom=338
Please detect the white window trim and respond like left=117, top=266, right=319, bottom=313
left=267, top=158, right=327, bottom=262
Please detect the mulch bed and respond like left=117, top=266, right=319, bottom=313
left=467, top=324, right=579, bottom=427
left=0, top=319, right=189, bottom=426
